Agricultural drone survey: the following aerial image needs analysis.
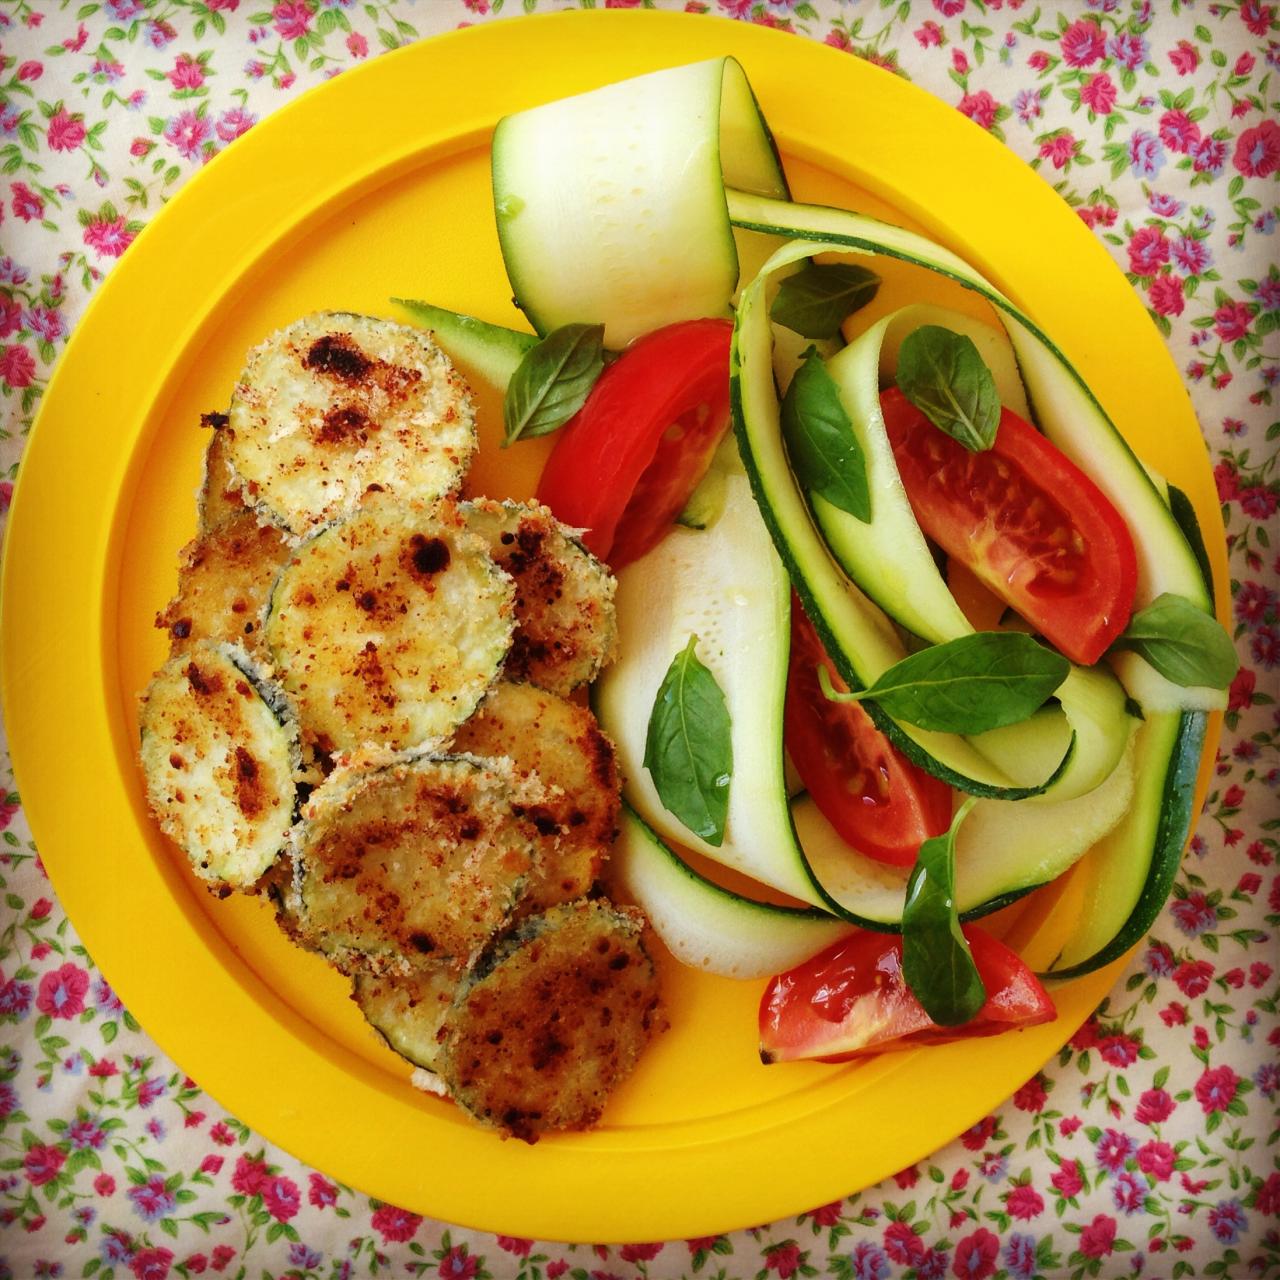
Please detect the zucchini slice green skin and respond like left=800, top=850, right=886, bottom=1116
left=491, top=58, right=789, bottom=348
left=726, top=190, right=1216, bottom=714
left=793, top=724, right=1135, bottom=933
left=731, top=268, right=1071, bottom=802
left=1046, top=710, right=1205, bottom=979
left=393, top=299, right=536, bottom=393
left=614, top=804, right=852, bottom=979
left=593, top=464, right=833, bottom=909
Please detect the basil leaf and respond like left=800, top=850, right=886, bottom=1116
left=502, top=322, right=605, bottom=446
left=895, top=325, right=1001, bottom=453
left=1115, top=592, right=1239, bottom=689
left=781, top=346, right=871, bottom=523
left=770, top=261, right=880, bottom=340
left=644, top=635, right=733, bottom=847
left=902, top=798, right=985, bottom=1027
left=820, top=632, right=1070, bottom=734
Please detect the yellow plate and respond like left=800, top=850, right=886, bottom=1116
left=0, top=11, right=1224, bottom=1242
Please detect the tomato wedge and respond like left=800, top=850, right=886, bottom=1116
left=785, top=597, right=953, bottom=867
left=880, top=388, right=1137, bottom=666
left=759, top=926, right=1055, bottom=1063
left=535, top=318, right=733, bottom=570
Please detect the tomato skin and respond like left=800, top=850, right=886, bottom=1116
left=758, top=927, right=1056, bottom=1064
left=785, top=597, right=953, bottom=867
left=880, top=388, right=1138, bottom=666
left=535, top=319, right=733, bottom=570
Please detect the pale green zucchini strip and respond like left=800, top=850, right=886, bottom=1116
left=614, top=806, right=851, bottom=980
left=735, top=245, right=1091, bottom=802
left=726, top=189, right=1218, bottom=713
left=492, top=58, right=788, bottom=348
left=793, top=727, right=1136, bottom=931
left=818, top=300, right=1132, bottom=801
left=593, top=465, right=829, bottom=909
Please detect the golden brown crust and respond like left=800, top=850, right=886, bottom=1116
left=156, top=510, right=291, bottom=660
left=266, top=499, right=514, bottom=756
left=440, top=901, right=663, bottom=1142
left=138, top=643, right=298, bottom=890
left=227, top=313, right=476, bottom=533
left=463, top=500, right=616, bottom=696
left=197, top=415, right=247, bottom=530
left=291, top=754, right=534, bottom=971
left=452, top=682, right=620, bottom=915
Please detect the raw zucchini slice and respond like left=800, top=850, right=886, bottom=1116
left=614, top=806, right=852, bottom=980
left=265, top=498, right=514, bottom=756
left=725, top=190, right=1217, bottom=713
left=593, top=464, right=829, bottom=909
left=737, top=245, right=1133, bottom=802
left=393, top=300, right=537, bottom=393
left=794, top=726, right=1136, bottom=931
left=818, top=305, right=1024, bottom=645
left=439, top=900, right=663, bottom=1142
left=139, top=642, right=298, bottom=890
left=1046, top=710, right=1205, bottom=977
left=156, top=510, right=291, bottom=660
left=452, top=681, right=620, bottom=915
left=492, top=58, right=788, bottom=347
left=462, top=499, right=617, bottom=696
left=823, top=305, right=1134, bottom=801
left=226, top=312, right=476, bottom=533
left=291, top=753, right=533, bottom=971
left=352, top=961, right=459, bottom=1073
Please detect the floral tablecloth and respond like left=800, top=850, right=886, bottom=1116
left=1, top=1, right=1277, bottom=1277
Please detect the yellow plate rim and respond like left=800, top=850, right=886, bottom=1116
left=0, top=10, right=1225, bottom=1243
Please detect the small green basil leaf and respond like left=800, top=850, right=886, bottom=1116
left=502, top=322, right=605, bottom=446
left=895, top=325, right=1001, bottom=453
left=644, top=635, right=733, bottom=847
left=781, top=346, right=871, bottom=523
left=770, top=261, right=880, bottom=340
left=1114, top=592, right=1239, bottom=689
left=820, top=632, right=1070, bottom=734
left=902, top=798, right=985, bottom=1027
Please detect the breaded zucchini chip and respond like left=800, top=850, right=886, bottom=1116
left=463, top=499, right=616, bottom=695
left=197, top=413, right=246, bottom=531
left=452, top=681, right=620, bottom=913
left=291, top=753, right=533, bottom=970
left=227, top=313, right=476, bottom=532
left=156, top=510, right=291, bottom=659
left=266, top=499, right=514, bottom=756
left=139, top=642, right=298, bottom=889
left=352, top=961, right=459, bottom=1074
left=439, top=900, right=662, bottom=1142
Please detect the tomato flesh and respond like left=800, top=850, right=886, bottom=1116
left=759, top=926, right=1056, bottom=1063
left=880, top=388, right=1137, bottom=666
left=785, top=597, right=953, bottom=867
left=535, top=318, right=733, bottom=570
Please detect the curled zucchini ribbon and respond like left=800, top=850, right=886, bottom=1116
left=494, top=59, right=1213, bottom=979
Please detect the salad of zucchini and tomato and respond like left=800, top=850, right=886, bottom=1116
left=399, top=57, right=1233, bottom=1065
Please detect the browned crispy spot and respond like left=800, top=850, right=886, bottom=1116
left=305, top=334, right=373, bottom=382
left=233, top=746, right=263, bottom=818
left=185, top=661, right=223, bottom=697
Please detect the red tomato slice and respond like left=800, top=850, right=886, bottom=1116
left=759, top=926, right=1056, bottom=1064
left=880, top=388, right=1138, bottom=666
left=785, top=597, right=953, bottom=867
left=535, top=318, right=733, bottom=570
